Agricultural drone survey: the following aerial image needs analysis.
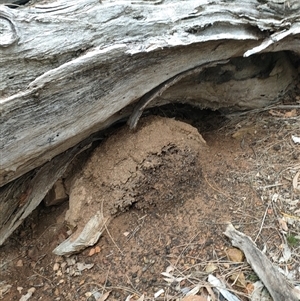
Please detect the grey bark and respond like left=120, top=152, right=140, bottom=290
left=1, top=0, right=300, bottom=187
left=224, top=223, right=300, bottom=301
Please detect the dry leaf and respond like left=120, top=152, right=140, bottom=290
left=269, top=110, right=283, bottom=117
left=205, top=263, right=218, bottom=273
left=279, top=243, right=292, bottom=263
left=208, top=275, right=241, bottom=301
left=284, top=109, right=297, bottom=118
left=278, top=218, right=288, bottom=231
left=226, top=248, right=244, bottom=262
left=95, top=246, right=101, bottom=253
left=246, top=282, right=254, bottom=294
left=97, top=291, right=110, bottom=301
left=166, top=265, right=174, bottom=273
left=136, top=294, right=145, bottom=301
left=293, top=171, right=300, bottom=193
left=76, top=262, right=94, bottom=271
left=186, top=284, right=201, bottom=296
left=229, top=272, right=247, bottom=288
left=154, top=289, right=164, bottom=298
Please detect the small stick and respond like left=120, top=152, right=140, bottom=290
left=254, top=202, right=270, bottom=242
left=104, top=223, right=124, bottom=256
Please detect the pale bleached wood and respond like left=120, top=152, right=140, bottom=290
left=1, top=0, right=300, bottom=187
left=0, top=136, right=93, bottom=246
left=0, top=0, right=300, bottom=244
left=224, top=223, right=300, bottom=301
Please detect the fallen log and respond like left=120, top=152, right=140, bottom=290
left=1, top=0, right=300, bottom=187
left=0, top=0, right=300, bottom=244
left=224, top=223, right=300, bottom=301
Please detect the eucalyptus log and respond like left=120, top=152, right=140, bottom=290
left=224, top=223, right=300, bottom=301
left=0, top=0, right=300, bottom=245
left=1, top=0, right=300, bottom=187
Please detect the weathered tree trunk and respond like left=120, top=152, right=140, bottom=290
left=0, top=0, right=300, bottom=244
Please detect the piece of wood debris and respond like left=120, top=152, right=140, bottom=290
left=224, top=223, right=300, bottom=301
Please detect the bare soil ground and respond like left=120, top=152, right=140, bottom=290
left=1, top=100, right=300, bottom=301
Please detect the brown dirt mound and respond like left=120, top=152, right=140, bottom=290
left=65, top=115, right=207, bottom=233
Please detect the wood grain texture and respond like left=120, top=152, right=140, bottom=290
left=0, top=0, right=300, bottom=185
left=0, top=0, right=299, bottom=187
left=0, top=0, right=300, bottom=246
left=224, top=223, right=300, bottom=301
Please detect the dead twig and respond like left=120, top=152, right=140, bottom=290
left=31, top=270, right=54, bottom=288
left=254, top=202, right=270, bottom=242
left=104, top=223, right=124, bottom=256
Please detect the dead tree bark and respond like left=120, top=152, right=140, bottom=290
left=0, top=0, right=300, bottom=244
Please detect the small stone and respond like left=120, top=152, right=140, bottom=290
left=61, top=262, right=67, bottom=269
left=16, top=260, right=23, bottom=267
left=66, top=258, right=76, bottom=266
left=30, top=262, right=36, bottom=268
left=44, top=178, right=68, bottom=206
left=53, top=263, right=60, bottom=271
left=88, top=248, right=96, bottom=257
left=56, top=270, right=63, bottom=277
left=132, top=272, right=137, bottom=278
left=27, top=247, right=38, bottom=261
left=28, top=288, right=36, bottom=294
